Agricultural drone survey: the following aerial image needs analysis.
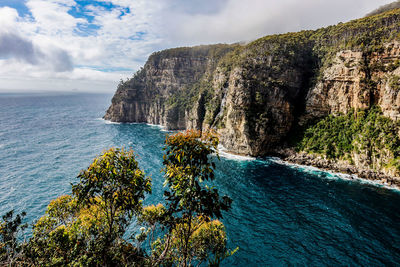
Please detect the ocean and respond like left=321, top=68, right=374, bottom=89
left=0, top=92, right=399, bottom=266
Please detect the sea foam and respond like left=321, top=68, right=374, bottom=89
left=96, top=118, right=121, bottom=124
left=269, top=158, right=400, bottom=192
left=98, top=118, right=173, bottom=131
left=217, top=144, right=255, bottom=161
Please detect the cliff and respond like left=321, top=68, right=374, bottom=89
left=104, top=45, right=237, bottom=129
left=105, top=9, right=400, bottom=177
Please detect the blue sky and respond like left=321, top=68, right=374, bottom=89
left=0, top=0, right=394, bottom=92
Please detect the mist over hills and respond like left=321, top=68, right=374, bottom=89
left=366, top=0, right=400, bottom=17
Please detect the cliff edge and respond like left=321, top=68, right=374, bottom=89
left=105, top=9, right=400, bottom=178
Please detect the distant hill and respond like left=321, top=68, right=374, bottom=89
left=366, top=1, right=400, bottom=17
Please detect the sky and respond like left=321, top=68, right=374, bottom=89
left=0, top=0, right=395, bottom=93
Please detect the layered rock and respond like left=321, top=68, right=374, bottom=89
left=201, top=34, right=316, bottom=155
left=104, top=45, right=236, bottom=129
left=304, top=41, right=400, bottom=122
left=104, top=8, right=400, bottom=176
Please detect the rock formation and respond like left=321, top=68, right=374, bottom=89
left=105, top=8, right=400, bottom=177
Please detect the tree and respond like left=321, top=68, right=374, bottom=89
left=26, top=148, right=151, bottom=266
left=25, top=194, right=146, bottom=266
left=1, top=137, right=236, bottom=266
left=140, top=210, right=237, bottom=266
left=25, top=195, right=88, bottom=266
left=71, top=147, right=151, bottom=265
left=0, top=210, right=27, bottom=266
left=159, top=130, right=233, bottom=266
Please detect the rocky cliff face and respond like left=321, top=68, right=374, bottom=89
left=105, top=9, right=400, bottom=176
left=200, top=34, right=316, bottom=156
left=104, top=45, right=236, bottom=130
left=304, top=42, right=400, bottom=122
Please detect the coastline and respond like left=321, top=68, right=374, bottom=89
left=273, top=148, right=400, bottom=191
left=100, top=119, right=400, bottom=191
left=216, top=145, right=400, bottom=191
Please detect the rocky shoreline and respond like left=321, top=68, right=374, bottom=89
left=273, top=148, right=400, bottom=191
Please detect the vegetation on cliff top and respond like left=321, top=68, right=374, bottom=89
left=114, top=7, right=400, bottom=118
left=148, top=44, right=239, bottom=66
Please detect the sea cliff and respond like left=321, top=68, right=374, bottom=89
left=105, top=9, right=400, bottom=180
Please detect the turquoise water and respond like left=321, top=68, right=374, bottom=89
left=0, top=93, right=399, bottom=266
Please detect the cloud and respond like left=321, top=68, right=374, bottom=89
left=0, top=32, right=73, bottom=72
left=0, top=0, right=396, bottom=92
left=48, top=47, right=73, bottom=72
left=167, top=0, right=229, bottom=15
left=0, top=32, right=40, bottom=64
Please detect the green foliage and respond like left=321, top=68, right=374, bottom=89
left=148, top=44, right=238, bottom=67
left=26, top=195, right=94, bottom=266
left=151, top=216, right=236, bottom=267
left=71, top=147, right=151, bottom=265
left=135, top=130, right=235, bottom=266
left=72, top=147, right=151, bottom=223
left=387, top=59, right=400, bottom=72
left=298, top=107, right=400, bottom=171
left=167, top=78, right=213, bottom=117
left=25, top=148, right=151, bottom=266
left=163, top=130, right=232, bottom=220
left=0, top=210, right=27, bottom=266
left=160, top=130, right=234, bottom=266
left=1, top=134, right=236, bottom=266
left=25, top=195, right=145, bottom=266
left=140, top=130, right=234, bottom=266
left=299, top=110, right=361, bottom=159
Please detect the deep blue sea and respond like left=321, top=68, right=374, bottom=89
left=1, top=93, right=400, bottom=266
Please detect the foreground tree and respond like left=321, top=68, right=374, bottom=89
left=1, top=131, right=236, bottom=266
left=72, top=147, right=151, bottom=265
left=0, top=210, right=27, bottom=266
left=139, top=205, right=236, bottom=266
left=139, top=130, right=235, bottom=266
left=26, top=148, right=151, bottom=266
left=26, top=195, right=146, bottom=266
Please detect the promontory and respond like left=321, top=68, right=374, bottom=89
left=105, top=8, right=400, bottom=184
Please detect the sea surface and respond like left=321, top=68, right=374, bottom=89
left=0, top=92, right=400, bottom=266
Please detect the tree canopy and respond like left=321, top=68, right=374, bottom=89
left=0, top=131, right=236, bottom=266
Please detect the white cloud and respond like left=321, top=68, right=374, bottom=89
left=25, top=0, right=84, bottom=35
left=0, top=7, right=19, bottom=30
left=0, top=0, right=396, bottom=92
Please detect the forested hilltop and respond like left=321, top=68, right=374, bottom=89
left=105, top=8, right=400, bottom=180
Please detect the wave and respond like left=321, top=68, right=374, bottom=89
left=217, top=144, right=255, bottom=161
left=98, top=118, right=179, bottom=133
left=146, top=123, right=169, bottom=131
left=269, top=158, right=400, bottom=192
left=96, top=118, right=121, bottom=124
